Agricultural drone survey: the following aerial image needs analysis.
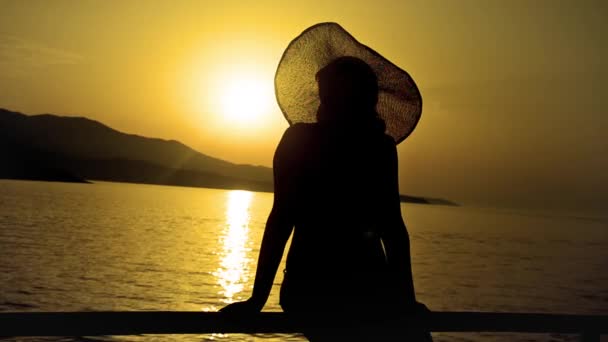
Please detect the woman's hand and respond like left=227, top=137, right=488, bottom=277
left=413, top=301, right=431, bottom=315
left=219, top=297, right=264, bottom=315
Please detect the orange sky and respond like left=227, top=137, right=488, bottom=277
left=1, top=0, right=606, bottom=213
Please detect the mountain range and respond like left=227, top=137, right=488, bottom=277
left=0, top=108, right=456, bottom=205
left=0, top=108, right=273, bottom=191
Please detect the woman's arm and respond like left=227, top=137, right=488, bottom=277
left=219, top=208, right=293, bottom=313
left=247, top=204, right=294, bottom=309
left=221, top=128, right=298, bottom=313
left=380, top=143, right=417, bottom=305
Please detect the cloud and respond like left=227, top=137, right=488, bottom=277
left=0, top=34, right=84, bottom=73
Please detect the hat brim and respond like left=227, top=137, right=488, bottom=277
left=275, top=22, right=422, bottom=144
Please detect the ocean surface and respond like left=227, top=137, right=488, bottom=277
left=0, top=180, right=606, bottom=342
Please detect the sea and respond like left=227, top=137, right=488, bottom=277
left=0, top=180, right=606, bottom=342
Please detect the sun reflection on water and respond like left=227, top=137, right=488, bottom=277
left=215, top=190, right=253, bottom=303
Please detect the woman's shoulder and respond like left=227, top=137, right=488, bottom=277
left=284, top=122, right=320, bottom=136
left=279, top=123, right=322, bottom=147
left=279, top=122, right=395, bottom=151
left=275, top=124, right=319, bottom=162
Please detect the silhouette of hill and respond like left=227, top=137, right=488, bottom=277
left=399, top=194, right=458, bottom=206
left=0, top=108, right=457, bottom=204
left=0, top=108, right=273, bottom=191
left=0, top=139, right=90, bottom=183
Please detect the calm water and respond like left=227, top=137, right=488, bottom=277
left=1, top=180, right=607, bottom=342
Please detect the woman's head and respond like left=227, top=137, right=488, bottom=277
left=315, top=56, right=379, bottom=123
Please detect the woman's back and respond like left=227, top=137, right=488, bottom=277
left=276, top=122, right=403, bottom=313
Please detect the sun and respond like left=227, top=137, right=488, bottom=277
left=185, top=49, right=279, bottom=134
left=217, top=74, right=273, bottom=124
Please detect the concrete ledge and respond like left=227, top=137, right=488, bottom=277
left=0, top=311, right=606, bottom=340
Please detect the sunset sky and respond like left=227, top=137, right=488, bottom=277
left=1, top=0, right=606, bottom=213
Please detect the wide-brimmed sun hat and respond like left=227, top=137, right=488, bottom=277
left=275, top=22, right=422, bottom=144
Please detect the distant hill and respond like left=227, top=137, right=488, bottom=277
left=399, top=194, right=458, bottom=206
left=0, top=108, right=273, bottom=191
left=0, top=108, right=457, bottom=205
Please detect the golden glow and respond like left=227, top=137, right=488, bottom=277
left=183, top=35, right=279, bottom=137
left=215, top=190, right=253, bottom=303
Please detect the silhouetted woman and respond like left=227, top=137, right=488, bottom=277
left=221, top=23, right=430, bottom=341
